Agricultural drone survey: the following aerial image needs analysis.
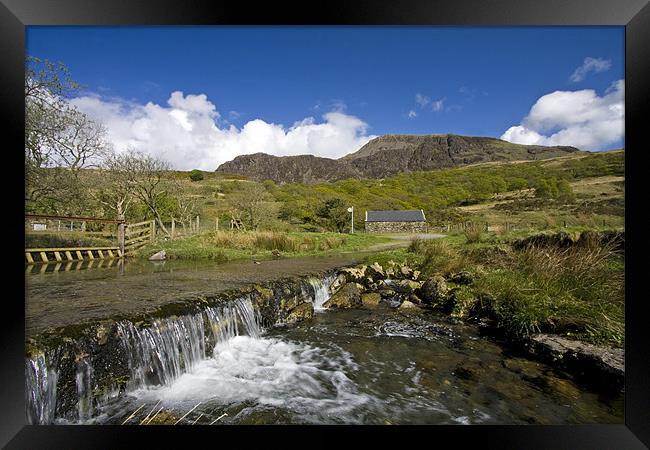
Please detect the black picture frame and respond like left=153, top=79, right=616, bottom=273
left=2, top=0, right=648, bottom=448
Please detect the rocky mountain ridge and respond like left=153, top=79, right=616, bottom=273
left=215, top=134, right=582, bottom=183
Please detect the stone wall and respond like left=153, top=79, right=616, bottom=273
left=365, top=221, right=428, bottom=233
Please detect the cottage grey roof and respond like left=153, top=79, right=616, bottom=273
left=365, top=210, right=426, bottom=222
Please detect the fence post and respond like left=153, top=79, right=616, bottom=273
left=215, top=217, right=219, bottom=231
left=196, top=215, right=200, bottom=233
left=117, top=216, right=125, bottom=257
left=81, top=221, right=86, bottom=232
left=150, top=220, right=155, bottom=242
left=171, top=218, right=175, bottom=240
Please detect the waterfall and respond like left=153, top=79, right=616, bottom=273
left=117, top=296, right=261, bottom=391
left=76, top=358, right=95, bottom=422
left=308, top=274, right=336, bottom=311
left=26, top=296, right=263, bottom=424
left=25, top=351, right=59, bottom=425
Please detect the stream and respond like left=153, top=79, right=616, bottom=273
left=25, top=262, right=623, bottom=425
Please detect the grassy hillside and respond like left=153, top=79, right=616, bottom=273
left=132, top=149, right=624, bottom=233
left=27, top=149, right=624, bottom=238
left=273, top=149, right=624, bottom=230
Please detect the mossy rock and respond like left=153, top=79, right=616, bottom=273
left=323, top=283, right=362, bottom=309
left=285, top=302, right=314, bottom=324
left=361, top=292, right=381, bottom=307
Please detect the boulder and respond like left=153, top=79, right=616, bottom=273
left=412, top=270, right=421, bottom=281
left=329, top=273, right=347, bottom=295
left=399, top=264, right=413, bottom=279
left=361, top=292, right=382, bottom=307
left=366, top=262, right=385, bottom=281
left=285, top=302, right=314, bottom=323
left=397, top=279, right=422, bottom=293
left=340, top=266, right=367, bottom=284
left=323, top=282, right=362, bottom=309
left=252, top=285, right=274, bottom=306
left=148, top=250, right=167, bottom=261
left=378, top=288, right=396, bottom=299
left=418, top=275, right=449, bottom=305
left=399, top=300, right=418, bottom=310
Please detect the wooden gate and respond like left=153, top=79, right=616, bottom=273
left=123, top=220, right=155, bottom=254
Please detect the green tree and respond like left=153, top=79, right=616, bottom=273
left=534, top=179, right=552, bottom=199
left=189, top=169, right=204, bottom=181
left=557, top=179, right=576, bottom=203
left=228, top=182, right=278, bottom=230
left=316, top=198, right=350, bottom=232
left=25, top=56, right=111, bottom=214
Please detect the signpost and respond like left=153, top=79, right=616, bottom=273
left=347, top=206, right=354, bottom=234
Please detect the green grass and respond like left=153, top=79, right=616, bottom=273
left=369, top=228, right=625, bottom=348
left=363, top=249, right=423, bottom=268
left=134, top=230, right=391, bottom=261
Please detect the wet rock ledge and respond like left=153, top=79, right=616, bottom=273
left=26, top=271, right=334, bottom=422
left=322, top=260, right=625, bottom=393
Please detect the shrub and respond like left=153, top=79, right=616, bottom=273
left=464, top=223, right=484, bottom=243
left=408, top=239, right=470, bottom=276
left=189, top=169, right=204, bottom=182
left=473, top=242, right=624, bottom=346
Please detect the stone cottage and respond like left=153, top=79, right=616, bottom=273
left=364, top=210, right=428, bottom=233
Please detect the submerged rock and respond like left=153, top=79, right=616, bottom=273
left=527, top=334, right=624, bottom=392
left=323, top=282, right=362, bottom=309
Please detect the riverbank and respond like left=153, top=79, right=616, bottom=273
left=133, top=231, right=393, bottom=261
left=24, top=228, right=624, bottom=424
left=25, top=264, right=622, bottom=425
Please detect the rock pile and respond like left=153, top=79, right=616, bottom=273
left=323, top=261, right=470, bottom=312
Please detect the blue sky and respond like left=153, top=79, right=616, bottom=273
left=26, top=26, right=625, bottom=170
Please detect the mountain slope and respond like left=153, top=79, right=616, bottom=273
left=215, top=153, right=362, bottom=184
left=215, top=134, right=582, bottom=183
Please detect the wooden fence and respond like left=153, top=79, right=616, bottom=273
left=25, top=246, right=123, bottom=264
left=445, top=222, right=490, bottom=233
left=26, top=258, right=123, bottom=274
left=122, top=220, right=155, bottom=254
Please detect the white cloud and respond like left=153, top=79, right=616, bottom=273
left=501, top=80, right=624, bottom=151
left=570, top=57, right=612, bottom=82
left=407, top=110, right=417, bottom=119
left=69, top=91, right=375, bottom=170
left=415, top=93, right=446, bottom=112
left=415, top=93, right=430, bottom=108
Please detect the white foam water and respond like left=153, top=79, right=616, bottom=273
left=308, top=275, right=336, bottom=312
left=25, top=352, right=59, bottom=424
left=130, top=335, right=380, bottom=424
